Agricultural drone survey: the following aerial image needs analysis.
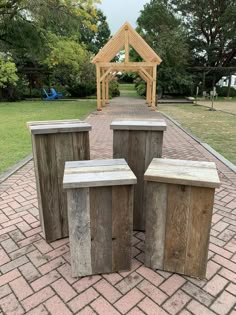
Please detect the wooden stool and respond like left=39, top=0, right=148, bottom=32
left=111, top=120, right=167, bottom=231
left=144, top=158, right=221, bottom=279
left=28, top=120, right=91, bottom=243
left=63, top=159, right=137, bottom=277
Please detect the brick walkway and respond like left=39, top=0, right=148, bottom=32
left=0, top=96, right=236, bottom=315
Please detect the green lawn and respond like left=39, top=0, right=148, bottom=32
left=159, top=104, right=236, bottom=165
left=0, top=100, right=96, bottom=173
left=119, top=83, right=143, bottom=98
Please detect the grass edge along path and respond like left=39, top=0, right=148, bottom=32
left=0, top=100, right=96, bottom=174
left=159, top=103, right=236, bottom=165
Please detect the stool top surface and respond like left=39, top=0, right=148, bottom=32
left=28, top=120, right=91, bottom=135
left=144, top=158, right=221, bottom=188
left=63, top=159, right=137, bottom=189
left=110, top=119, right=167, bottom=131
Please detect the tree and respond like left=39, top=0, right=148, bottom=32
left=137, top=0, right=193, bottom=95
left=0, top=55, right=18, bottom=87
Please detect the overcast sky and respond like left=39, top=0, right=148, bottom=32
left=98, top=0, right=149, bottom=34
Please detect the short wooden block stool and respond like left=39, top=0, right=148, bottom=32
left=28, top=120, right=91, bottom=243
left=144, top=158, right=221, bottom=279
left=63, top=159, right=137, bottom=277
left=111, top=120, right=167, bottom=231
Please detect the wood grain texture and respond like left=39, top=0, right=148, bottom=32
left=113, top=128, right=165, bottom=231
left=144, top=158, right=221, bottom=188
left=112, top=185, right=133, bottom=271
left=145, top=182, right=167, bottom=269
left=67, top=188, right=92, bottom=277
left=90, top=187, right=112, bottom=274
left=164, top=184, right=191, bottom=274
left=55, top=133, right=74, bottom=239
left=31, top=129, right=90, bottom=243
left=185, top=187, right=215, bottom=279
left=34, top=134, right=61, bottom=242
left=72, top=132, right=90, bottom=161
left=110, top=120, right=167, bottom=131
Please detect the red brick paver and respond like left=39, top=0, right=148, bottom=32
left=0, top=96, right=236, bottom=314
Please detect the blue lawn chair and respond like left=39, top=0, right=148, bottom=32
left=43, top=88, right=63, bottom=100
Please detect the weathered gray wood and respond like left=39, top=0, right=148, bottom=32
left=128, top=130, right=146, bottom=230
left=30, top=122, right=91, bottom=135
left=67, top=188, right=92, bottom=277
left=64, top=159, right=135, bottom=276
left=185, top=187, right=215, bottom=278
left=112, top=185, right=133, bottom=271
left=145, top=182, right=167, bottom=269
left=144, top=158, right=221, bottom=188
left=63, top=159, right=137, bottom=189
left=164, top=184, right=191, bottom=274
left=111, top=120, right=167, bottom=131
left=34, top=134, right=61, bottom=242
left=144, top=158, right=220, bottom=279
left=27, top=119, right=82, bottom=129
left=113, top=126, right=165, bottom=231
left=55, top=133, right=74, bottom=238
left=144, top=132, right=163, bottom=169
left=72, top=132, right=90, bottom=161
left=90, top=187, right=112, bottom=274
left=30, top=122, right=91, bottom=243
left=66, top=158, right=127, bottom=168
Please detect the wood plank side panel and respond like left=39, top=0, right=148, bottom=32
left=144, top=131, right=163, bottom=170
left=185, top=187, right=215, bottom=279
left=145, top=182, right=167, bottom=269
left=72, top=132, right=90, bottom=161
left=34, top=134, right=60, bottom=242
left=55, top=133, right=74, bottom=239
left=164, top=184, right=190, bottom=274
left=31, top=135, right=44, bottom=236
left=128, top=130, right=146, bottom=231
left=112, top=185, right=133, bottom=272
left=113, top=130, right=129, bottom=160
left=67, top=188, right=92, bottom=277
left=90, top=187, right=112, bottom=274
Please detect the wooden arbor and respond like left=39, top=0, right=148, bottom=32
left=91, top=22, right=162, bottom=111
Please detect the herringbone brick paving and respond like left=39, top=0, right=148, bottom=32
left=0, top=96, right=235, bottom=315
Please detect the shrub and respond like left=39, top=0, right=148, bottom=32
left=216, top=86, right=236, bottom=97
left=109, top=80, right=120, bottom=97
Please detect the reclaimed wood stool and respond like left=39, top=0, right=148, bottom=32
left=63, top=159, right=137, bottom=277
left=28, top=120, right=91, bottom=243
left=111, top=120, right=167, bottom=231
left=144, top=158, right=221, bottom=279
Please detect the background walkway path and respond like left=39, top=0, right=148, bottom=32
left=0, top=96, right=235, bottom=315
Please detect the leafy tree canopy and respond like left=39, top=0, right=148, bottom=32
left=0, top=55, right=18, bottom=87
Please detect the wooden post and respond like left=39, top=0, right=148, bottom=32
left=151, top=65, right=157, bottom=110
left=63, top=159, right=137, bottom=277
left=106, top=80, right=109, bottom=104
left=96, top=65, right=101, bottom=111
left=102, top=69, right=106, bottom=107
left=144, top=159, right=221, bottom=279
left=28, top=121, right=91, bottom=243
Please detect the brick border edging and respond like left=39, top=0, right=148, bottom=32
left=0, top=154, right=33, bottom=184
left=162, top=112, right=236, bottom=174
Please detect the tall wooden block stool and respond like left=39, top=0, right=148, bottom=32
left=28, top=120, right=91, bottom=243
left=144, top=158, right=221, bottom=279
left=63, top=159, right=137, bottom=277
left=111, top=120, right=167, bottom=231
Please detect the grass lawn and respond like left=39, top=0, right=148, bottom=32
left=0, top=100, right=96, bottom=174
left=119, top=83, right=143, bottom=98
left=159, top=104, right=236, bottom=165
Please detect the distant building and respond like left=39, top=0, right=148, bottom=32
left=217, top=74, right=236, bottom=89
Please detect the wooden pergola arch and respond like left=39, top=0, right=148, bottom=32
left=91, top=22, right=162, bottom=111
